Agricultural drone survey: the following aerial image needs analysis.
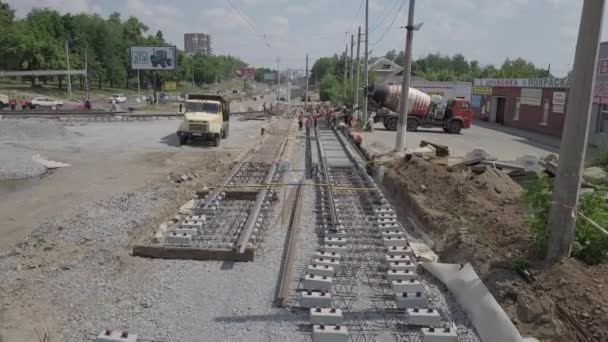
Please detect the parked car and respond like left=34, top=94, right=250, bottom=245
left=0, top=94, right=8, bottom=108
left=29, top=97, right=63, bottom=109
left=108, top=94, right=127, bottom=103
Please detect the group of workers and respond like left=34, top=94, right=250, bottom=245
left=6, top=96, right=28, bottom=110
left=297, top=105, right=354, bottom=131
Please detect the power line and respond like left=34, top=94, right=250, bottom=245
left=348, top=0, right=365, bottom=34
left=370, top=0, right=401, bottom=33
left=224, top=0, right=271, bottom=47
left=371, top=0, right=406, bottom=47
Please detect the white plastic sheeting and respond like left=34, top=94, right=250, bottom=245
left=422, top=262, right=539, bottom=342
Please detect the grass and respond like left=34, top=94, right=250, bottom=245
left=522, top=175, right=608, bottom=264
left=589, top=144, right=608, bottom=169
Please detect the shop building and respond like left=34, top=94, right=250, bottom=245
left=471, top=78, right=569, bottom=137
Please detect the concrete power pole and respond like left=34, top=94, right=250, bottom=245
left=65, top=40, right=72, bottom=98
left=276, top=57, right=280, bottom=103
left=355, top=26, right=361, bottom=120
left=362, top=0, right=370, bottom=125
left=350, top=34, right=354, bottom=83
left=344, top=45, right=348, bottom=84
left=305, top=54, right=309, bottom=108
left=395, top=0, right=417, bottom=152
left=546, top=0, right=606, bottom=262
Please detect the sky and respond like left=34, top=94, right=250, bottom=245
left=6, top=0, right=608, bottom=76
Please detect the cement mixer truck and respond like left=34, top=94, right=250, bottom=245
left=369, top=84, right=472, bottom=134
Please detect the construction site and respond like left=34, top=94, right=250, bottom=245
left=2, top=0, right=608, bottom=342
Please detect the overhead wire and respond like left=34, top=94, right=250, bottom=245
left=371, top=0, right=407, bottom=47
left=369, top=0, right=401, bottom=33
left=224, top=0, right=272, bottom=48
left=348, top=0, right=366, bottom=34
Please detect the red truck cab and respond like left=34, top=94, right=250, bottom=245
left=445, top=97, right=473, bottom=131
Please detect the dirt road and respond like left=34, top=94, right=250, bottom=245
left=0, top=117, right=266, bottom=253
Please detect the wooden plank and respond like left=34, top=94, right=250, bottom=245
left=480, top=160, right=526, bottom=171
left=132, top=245, right=255, bottom=262
left=447, top=156, right=485, bottom=170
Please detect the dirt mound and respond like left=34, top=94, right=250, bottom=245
left=382, top=156, right=608, bottom=341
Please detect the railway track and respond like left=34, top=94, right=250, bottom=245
left=286, top=121, right=480, bottom=341
left=133, top=117, right=293, bottom=261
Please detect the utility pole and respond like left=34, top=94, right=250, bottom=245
left=355, top=26, right=361, bottom=120
left=546, top=0, right=605, bottom=263
left=349, top=34, right=354, bottom=83
left=395, top=0, right=417, bottom=151
left=362, top=0, right=370, bottom=125
left=65, top=40, right=72, bottom=98
left=305, top=53, right=309, bottom=108
left=344, top=44, right=348, bottom=84
left=84, top=41, right=89, bottom=98
left=276, top=57, right=280, bottom=103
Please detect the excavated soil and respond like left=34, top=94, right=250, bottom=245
left=381, top=156, right=608, bottom=342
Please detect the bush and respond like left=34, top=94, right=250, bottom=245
left=589, top=144, right=608, bottom=169
left=522, top=176, right=608, bottom=264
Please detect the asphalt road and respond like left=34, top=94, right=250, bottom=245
left=362, top=121, right=559, bottom=162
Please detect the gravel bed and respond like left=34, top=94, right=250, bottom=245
left=0, top=145, right=47, bottom=180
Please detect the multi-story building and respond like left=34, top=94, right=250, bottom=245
left=184, top=33, right=212, bottom=55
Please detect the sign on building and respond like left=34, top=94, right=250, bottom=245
left=131, top=46, right=177, bottom=70
left=473, top=78, right=570, bottom=89
left=594, top=83, right=608, bottom=104
left=471, top=94, right=482, bottom=108
left=552, top=92, right=566, bottom=113
left=236, top=68, right=255, bottom=80
left=472, top=86, right=492, bottom=95
left=263, top=73, right=276, bottom=81
left=521, top=88, right=542, bottom=106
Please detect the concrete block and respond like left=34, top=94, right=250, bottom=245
left=324, top=229, right=347, bottom=238
left=322, top=244, right=348, bottom=254
left=303, top=274, right=333, bottom=291
left=386, top=269, right=418, bottom=281
left=377, top=213, right=397, bottom=219
left=301, top=291, right=332, bottom=307
left=96, top=330, right=137, bottom=342
left=374, top=204, right=393, bottom=211
left=381, top=230, right=406, bottom=238
left=180, top=220, right=203, bottom=229
left=310, top=308, right=343, bottom=325
left=383, top=237, right=409, bottom=247
left=316, top=251, right=341, bottom=259
left=385, top=254, right=413, bottom=263
left=378, top=222, right=401, bottom=230
left=312, top=325, right=348, bottom=342
left=377, top=218, right=398, bottom=224
left=187, top=215, right=206, bottom=222
left=407, top=308, right=442, bottom=327
left=324, top=237, right=347, bottom=246
left=388, top=261, right=417, bottom=272
left=421, top=323, right=458, bottom=342
left=386, top=246, right=415, bottom=256
left=308, top=264, right=335, bottom=277
left=392, top=279, right=423, bottom=293
left=173, top=228, right=198, bottom=236
left=395, top=292, right=429, bottom=309
left=165, top=232, right=192, bottom=245
left=313, top=258, right=341, bottom=272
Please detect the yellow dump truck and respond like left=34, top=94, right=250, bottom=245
left=177, top=95, right=230, bottom=146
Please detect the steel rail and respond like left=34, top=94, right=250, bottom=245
left=235, top=128, right=290, bottom=253
left=314, top=126, right=340, bottom=228
left=276, top=181, right=304, bottom=307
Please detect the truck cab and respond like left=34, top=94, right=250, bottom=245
left=442, top=97, right=473, bottom=132
left=177, top=95, right=230, bottom=147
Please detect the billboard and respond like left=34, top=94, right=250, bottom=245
left=236, top=67, right=255, bottom=80
left=263, top=73, right=276, bottom=81
left=131, top=46, right=177, bottom=70
left=164, top=81, right=177, bottom=91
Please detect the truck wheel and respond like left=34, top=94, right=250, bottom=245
left=448, top=120, right=463, bottom=134
left=212, top=135, right=220, bottom=147
left=406, top=118, right=419, bottom=132
left=178, top=135, right=187, bottom=146
left=221, top=129, right=226, bottom=139
left=385, top=118, right=398, bottom=131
